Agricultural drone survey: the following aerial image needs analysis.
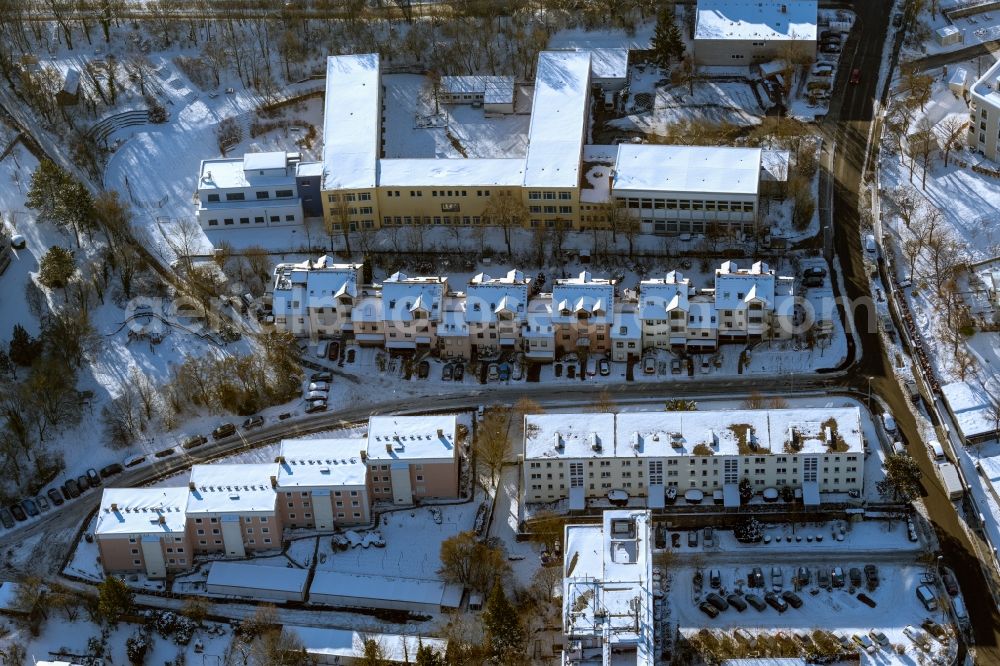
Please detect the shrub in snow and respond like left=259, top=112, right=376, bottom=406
left=126, top=633, right=148, bottom=665
left=735, top=517, right=763, bottom=543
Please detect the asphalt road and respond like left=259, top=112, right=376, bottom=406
left=824, top=0, right=1000, bottom=658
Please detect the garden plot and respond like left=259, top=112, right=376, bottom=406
left=315, top=502, right=480, bottom=581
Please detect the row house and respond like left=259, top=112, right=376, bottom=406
left=438, top=295, right=471, bottom=360
left=521, top=408, right=865, bottom=508
left=551, top=272, right=616, bottom=356
left=269, top=257, right=363, bottom=338
left=276, top=439, right=372, bottom=530
left=365, top=415, right=460, bottom=505
left=714, top=260, right=793, bottom=341
left=465, top=270, right=532, bottom=357
left=381, top=273, right=448, bottom=351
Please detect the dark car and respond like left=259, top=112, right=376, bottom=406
left=182, top=435, right=209, bottom=450
left=750, top=567, right=765, bottom=588
left=63, top=478, right=81, bottom=499
left=706, top=593, right=729, bottom=611
left=727, top=594, right=748, bottom=612
left=100, top=463, right=124, bottom=479
left=242, top=416, right=264, bottom=430
left=796, top=567, right=810, bottom=587
left=442, top=363, right=453, bottom=381
left=698, top=601, right=720, bottom=618
left=47, top=488, right=65, bottom=506
left=417, top=360, right=430, bottom=379
left=688, top=530, right=699, bottom=547
left=212, top=423, right=236, bottom=440
left=87, top=468, right=101, bottom=486
left=10, top=504, right=27, bottom=522
left=803, top=266, right=827, bottom=279
left=745, top=594, right=767, bottom=611
left=781, top=591, right=803, bottom=609
left=849, top=567, right=863, bottom=588
left=310, top=371, right=332, bottom=382
left=0, top=507, right=13, bottom=529
left=765, top=591, right=788, bottom=612
left=849, top=68, right=861, bottom=84
left=942, top=572, right=959, bottom=597
left=864, top=564, right=879, bottom=590
left=77, top=475, right=90, bottom=492
left=346, top=348, right=356, bottom=363
left=21, top=499, right=39, bottom=518
left=453, top=363, right=464, bottom=381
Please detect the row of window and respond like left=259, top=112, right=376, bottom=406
left=205, top=189, right=294, bottom=203
left=382, top=215, right=482, bottom=226
left=528, top=455, right=858, bottom=468
left=383, top=189, right=496, bottom=198
left=529, top=205, right=574, bottom=214
left=206, top=214, right=295, bottom=226
left=327, top=192, right=373, bottom=202
left=619, top=197, right=755, bottom=212
left=527, top=191, right=573, bottom=200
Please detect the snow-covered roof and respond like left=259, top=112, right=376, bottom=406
left=439, top=296, right=469, bottom=337
left=640, top=273, right=691, bottom=317
left=524, top=296, right=554, bottom=338
left=366, top=415, right=458, bottom=461
left=62, top=68, right=80, bottom=94
left=715, top=260, right=776, bottom=309
left=272, top=257, right=361, bottom=303
left=563, top=510, right=654, bottom=665
left=695, top=0, right=818, bottom=42
left=286, top=626, right=447, bottom=662
left=296, top=161, right=324, bottom=177
left=582, top=48, right=629, bottom=81
left=613, top=145, right=762, bottom=196
left=722, top=660, right=807, bottom=666
left=378, top=158, right=525, bottom=187
left=688, top=299, right=718, bottom=329
left=0, top=581, right=29, bottom=614
left=612, top=308, right=641, bottom=339
left=186, top=464, right=278, bottom=515
left=979, top=456, right=1000, bottom=500
left=310, top=571, right=461, bottom=607
left=351, top=295, right=384, bottom=323
left=322, top=53, right=381, bottom=191
left=206, top=561, right=308, bottom=594
left=441, top=75, right=515, bottom=104
left=466, top=271, right=531, bottom=323
left=761, top=149, right=790, bottom=183
left=243, top=151, right=289, bottom=171
left=551, top=271, right=615, bottom=325
left=198, top=157, right=297, bottom=191
left=523, top=413, right=617, bottom=459
left=942, top=382, right=997, bottom=440
left=523, top=51, right=592, bottom=189
left=381, top=273, right=447, bottom=323
left=276, top=439, right=367, bottom=488
left=95, top=487, right=189, bottom=536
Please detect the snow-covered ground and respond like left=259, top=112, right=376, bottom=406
left=902, top=3, right=1000, bottom=61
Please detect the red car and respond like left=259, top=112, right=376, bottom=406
left=849, top=68, right=861, bottom=84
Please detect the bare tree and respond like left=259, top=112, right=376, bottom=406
left=482, top=191, right=528, bottom=257
left=908, top=116, right=937, bottom=189
left=326, top=195, right=354, bottom=255
left=166, top=217, right=205, bottom=274
left=476, top=406, right=511, bottom=488
left=938, top=115, right=968, bottom=167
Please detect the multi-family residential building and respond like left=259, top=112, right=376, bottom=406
left=610, top=305, right=642, bottom=362
left=522, top=408, right=866, bottom=507
left=969, top=58, right=1000, bottom=161
left=381, top=273, right=448, bottom=351
left=438, top=295, right=471, bottom=360
left=638, top=271, right=692, bottom=350
left=185, top=464, right=281, bottom=558
left=196, top=151, right=317, bottom=231
left=95, top=488, right=191, bottom=579
left=693, top=0, right=818, bottom=66
left=466, top=270, right=532, bottom=357
left=563, top=510, right=654, bottom=666
left=269, top=257, right=363, bottom=338
left=275, top=439, right=372, bottom=530
left=551, top=272, right=616, bottom=356
left=351, top=294, right=384, bottom=346
left=365, top=415, right=460, bottom=505
left=714, top=260, right=795, bottom=341
left=523, top=296, right=556, bottom=361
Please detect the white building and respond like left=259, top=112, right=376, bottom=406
left=466, top=270, right=532, bottom=356
left=205, top=561, right=308, bottom=602
left=523, top=408, right=866, bottom=507
left=196, top=151, right=304, bottom=230
left=612, top=145, right=763, bottom=235
left=439, top=75, right=516, bottom=114
left=381, top=272, right=448, bottom=350
left=562, top=510, right=655, bottom=666
left=310, top=571, right=463, bottom=613
left=269, top=257, right=363, bottom=338
left=285, top=627, right=447, bottom=665
left=969, top=58, right=1000, bottom=161
left=693, top=0, right=818, bottom=66
left=95, top=487, right=190, bottom=579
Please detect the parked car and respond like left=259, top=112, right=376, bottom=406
left=803, top=266, right=827, bottom=279
left=817, top=568, right=831, bottom=588
left=795, top=567, right=810, bottom=587
left=745, top=594, right=767, bottom=611
left=0, top=507, right=14, bottom=529
left=308, top=381, right=330, bottom=392
left=764, top=591, right=788, bottom=612
left=567, top=364, right=577, bottom=379
left=727, top=594, right=748, bottom=612
left=87, top=468, right=101, bottom=486
left=417, top=360, right=430, bottom=379
left=10, top=504, right=27, bottom=521
left=305, top=401, right=328, bottom=414
left=703, top=526, right=714, bottom=547
left=498, top=362, right=511, bottom=381
left=242, top=416, right=264, bottom=430
left=853, top=634, right=876, bottom=654
left=77, top=475, right=91, bottom=492
left=831, top=566, right=845, bottom=588
left=487, top=363, right=500, bottom=381
left=849, top=68, right=861, bottom=84
left=310, top=371, right=332, bottom=382
left=643, top=356, right=656, bottom=374
left=750, top=567, right=764, bottom=588
left=864, top=564, right=879, bottom=590
left=304, top=391, right=328, bottom=402
left=212, top=423, right=236, bottom=440
left=688, top=530, right=698, bottom=547
left=100, top=463, right=124, bottom=478
left=864, top=234, right=877, bottom=254
left=598, top=358, right=610, bottom=376
left=706, top=593, right=729, bottom=611
left=882, top=413, right=897, bottom=433
left=62, top=479, right=81, bottom=499
left=346, top=348, right=356, bottom=363
left=709, top=569, right=721, bottom=589
left=869, top=630, right=891, bottom=649
left=36, top=496, right=49, bottom=512
left=781, top=591, right=803, bottom=609
left=47, top=488, right=65, bottom=506
left=771, top=566, right=783, bottom=591
left=849, top=567, right=863, bottom=588
left=453, top=363, right=464, bottom=381
left=123, top=454, right=147, bottom=469
left=442, top=364, right=453, bottom=381
left=942, top=571, right=959, bottom=596
left=698, top=601, right=720, bottom=618
left=21, top=499, right=39, bottom=518
left=671, top=358, right=682, bottom=374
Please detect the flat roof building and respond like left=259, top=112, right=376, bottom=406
left=322, top=53, right=382, bottom=191
left=694, top=0, right=818, bottom=66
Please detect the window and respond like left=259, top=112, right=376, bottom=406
left=225, top=192, right=245, bottom=201
left=559, top=192, right=572, bottom=200
left=275, top=189, right=294, bottom=198
left=206, top=194, right=220, bottom=202
left=255, top=191, right=269, bottom=199
left=285, top=214, right=295, bottom=221
left=270, top=215, right=280, bottom=223
left=254, top=216, right=264, bottom=224
left=239, top=217, right=249, bottom=224
left=208, top=219, right=218, bottom=226
left=224, top=218, right=234, bottom=225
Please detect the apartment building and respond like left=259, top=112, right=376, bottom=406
left=522, top=408, right=865, bottom=507
left=381, top=273, right=448, bottom=351
left=269, top=257, right=363, bottom=338
left=185, top=464, right=281, bottom=558
left=714, top=260, right=795, bottom=341
left=551, top=272, right=616, bottom=356
left=563, top=510, right=654, bottom=666
left=366, top=415, right=460, bottom=505
left=276, top=439, right=372, bottom=530
left=95, top=488, right=191, bottom=578
left=693, top=0, right=818, bottom=66
left=610, top=305, right=641, bottom=362
left=466, top=270, right=532, bottom=357
left=523, top=296, right=556, bottom=361
left=969, top=58, right=1000, bottom=161
left=351, top=295, right=384, bottom=346
left=196, top=151, right=313, bottom=231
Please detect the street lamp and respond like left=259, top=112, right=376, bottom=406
left=867, top=376, right=873, bottom=409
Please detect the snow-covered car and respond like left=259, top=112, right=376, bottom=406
left=487, top=363, right=499, bottom=381
left=308, top=382, right=330, bottom=392
left=882, top=413, right=897, bottom=433
left=430, top=508, right=443, bottom=524
left=643, top=356, right=656, bottom=374
left=598, top=358, right=610, bottom=376
left=852, top=634, right=876, bottom=653
left=10, top=234, right=25, bottom=249
left=869, top=630, right=890, bottom=648
left=304, top=390, right=328, bottom=402
left=864, top=234, right=877, bottom=254
left=305, top=401, right=327, bottom=414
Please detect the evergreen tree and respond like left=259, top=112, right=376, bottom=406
left=9, top=324, right=42, bottom=367
left=877, top=454, right=923, bottom=504
left=483, top=580, right=525, bottom=664
left=96, top=576, right=134, bottom=627
left=416, top=640, right=445, bottom=666
left=38, top=246, right=77, bottom=290
left=25, top=159, right=65, bottom=223
left=651, top=6, right=685, bottom=70
left=25, top=159, right=95, bottom=246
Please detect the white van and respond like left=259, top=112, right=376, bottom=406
left=316, top=341, right=329, bottom=358
left=929, top=440, right=945, bottom=461
left=916, top=584, right=938, bottom=611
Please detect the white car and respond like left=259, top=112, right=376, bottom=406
left=864, top=234, right=877, bottom=254
left=882, top=413, right=897, bottom=433
left=308, top=382, right=330, bottom=392
left=304, top=390, right=327, bottom=402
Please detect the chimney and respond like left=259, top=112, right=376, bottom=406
left=360, top=450, right=367, bottom=462
left=188, top=481, right=196, bottom=491
left=437, top=428, right=444, bottom=438
left=110, top=502, right=119, bottom=512
left=270, top=475, right=278, bottom=488
left=590, top=433, right=601, bottom=452
left=554, top=432, right=564, bottom=450
left=276, top=455, right=286, bottom=464
left=158, top=514, right=166, bottom=525
left=386, top=443, right=393, bottom=453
